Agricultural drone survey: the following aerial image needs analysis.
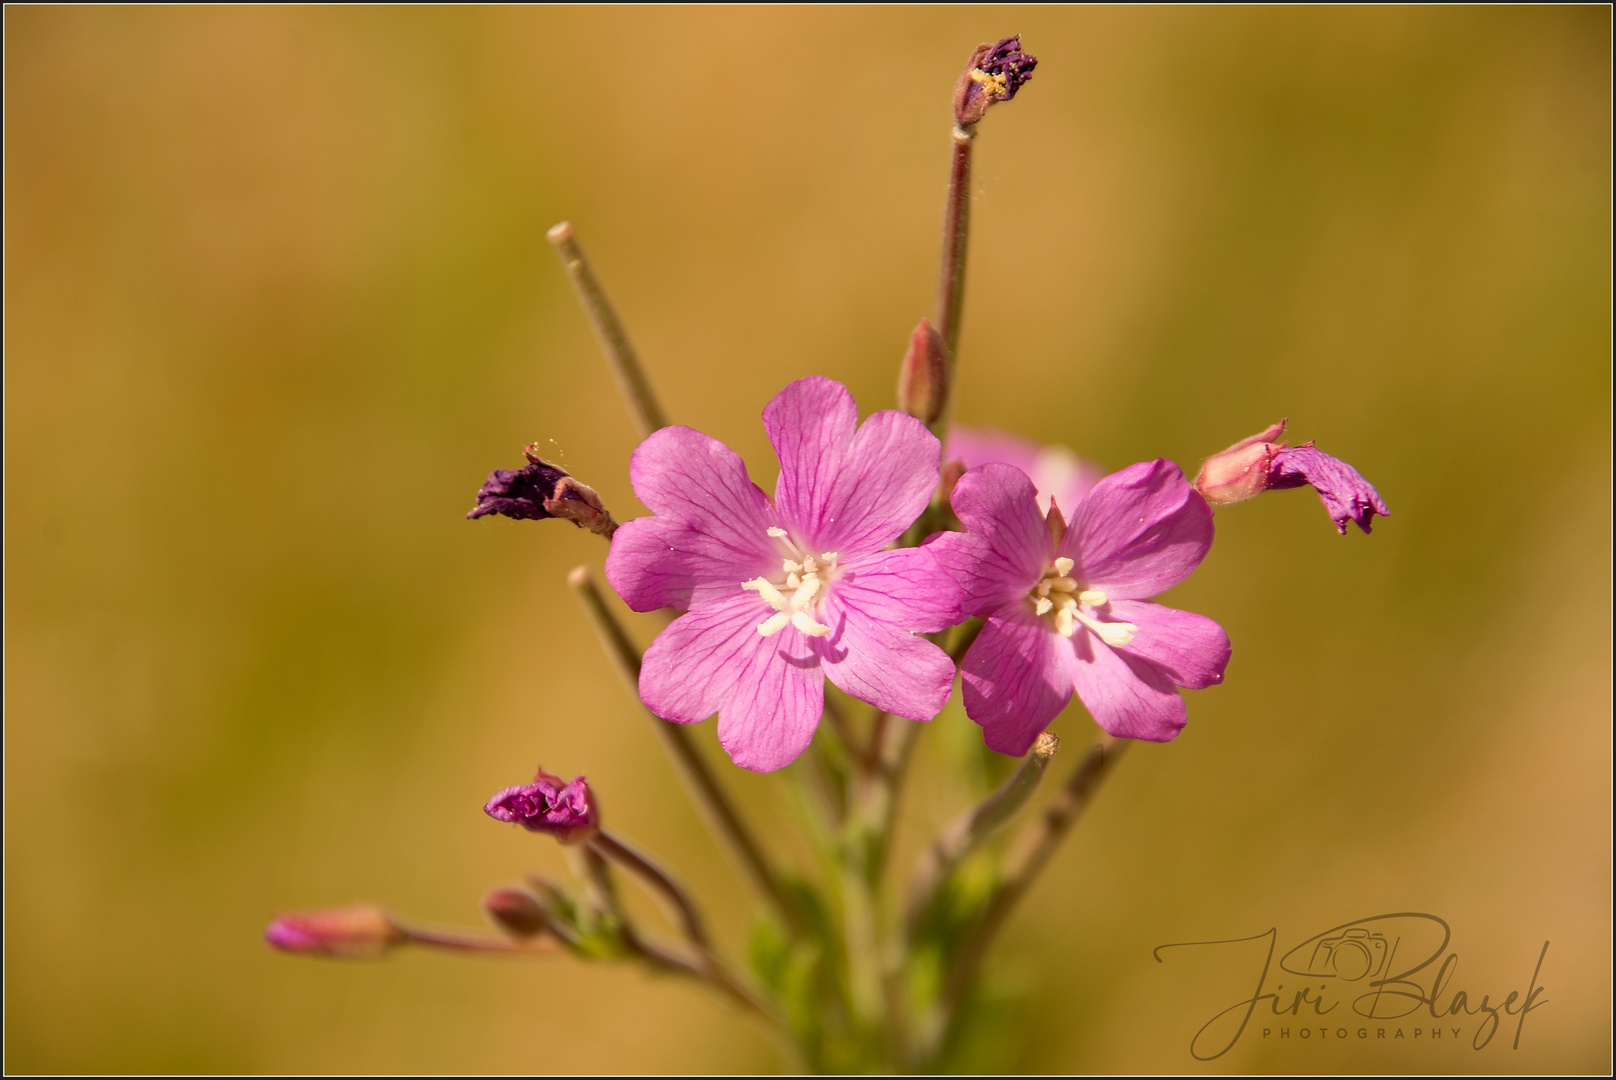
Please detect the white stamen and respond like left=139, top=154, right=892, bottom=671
left=1050, top=576, right=1078, bottom=592
left=1028, top=559, right=1138, bottom=647
left=1075, top=609, right=1138, bottom=647
left=1034, top=597, right=1052, bottom=616
left=741, top=529, right=840, bottom=637
left=1053, top=557, right=1074, bottom=576
left=1078, top=589, right=1108, bottom=607
left=1054, top=606, right=1076, bottom=637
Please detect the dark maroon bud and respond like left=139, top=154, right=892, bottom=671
left=468, top=445, right=618, bottom=537
left=954, top=35, right=1038, bottom=129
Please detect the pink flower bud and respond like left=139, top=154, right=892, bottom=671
left=1193, top=420, right=1288, bottom=506
left=481, top=887, right=551, bottom=939
left=483, top=768, right=597, bottom=843
left=897, top=317, right=949, bottom=424
left=264, top=906, right=406, bottom=958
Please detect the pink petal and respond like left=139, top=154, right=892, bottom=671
left=610, top=426, right=781, bottom=611
left=639, top=592, right=777, bottom=725
left=946, top=425, right=1101, bottom=515
left=1107, top=600, right=1231, bottom=690
left=764, top=377, right=939, bottom=556
left=815, top=585, right=957, bottom=724
left=607, top=514, right=775, bottom=612
left=763, top=376, right=858, bottom=543
left=1268, top=445, right=1390, bottom=535
left=960, top=604, right=1076, bottom=757
left=1064, top=459, right=1213, bottom=601
left=834, top=546, right=962, bottom=633
left=935, top=463, right=1050, bottom=614
left=1069, top=629, right=1187, bottom=742
left=717, top=628, right=825, bottom=773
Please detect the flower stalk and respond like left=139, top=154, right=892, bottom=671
left=547, top=221, right=668, bottom=438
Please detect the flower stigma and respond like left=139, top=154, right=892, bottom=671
left=742, top=528, right=841, bottom=638
left=1030, top=557, right=1138, bottom=646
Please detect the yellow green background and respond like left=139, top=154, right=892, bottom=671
left=6, top=6, right=1609, bottom=1073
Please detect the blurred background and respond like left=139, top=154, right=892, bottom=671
left=5, top=6, right=1609, bottom=1073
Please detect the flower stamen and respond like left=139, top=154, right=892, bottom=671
left=1029, top=559, right=1137, bottom=645
left=743, top=529, right=839, bottom=638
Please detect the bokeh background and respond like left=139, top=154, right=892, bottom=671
left=6, top=6, right=1609, bottom=1074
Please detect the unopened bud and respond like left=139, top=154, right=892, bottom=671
left=897, top=318, right=949, bottom=424
left=1193, top=419, right=1288, bottom=506
left=468, top=445, right=618, bottom=538
left=484, top=768, right=598, bottom=843
left=938, top=458, right=966, bottom=509
left=482, top=887, right=551, bottom=938
left=954, top=35, right=1038, bottom=129
left=264, top=906, right=406, bottom=958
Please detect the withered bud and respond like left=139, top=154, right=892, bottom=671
left=897, top=317, right=950, bottom=424
left=954, top=35, right=1038, bottom=129
left=482, top=887, right=551, bottom=939
left=1032, top=731, right=1060, bottom=759
left=468, top=444, right=618, bottom=538
left=264, top=906, right=407, bottom=959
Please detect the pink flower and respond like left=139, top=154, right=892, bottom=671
left=605, top=377, right=961, bottom=773
left=484, top=768, right=597, bottom=842
left=264, top=907, right=406, bottom=958
left=1193, top=419, right=1390, bottom=535
left=945, top=426, right=1103, bottom=517
left=929, top=460, right=1230, bottom=754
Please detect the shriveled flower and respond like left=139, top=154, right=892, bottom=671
left=264, top=906, right=406, bottom=958
left=468, top=445, right=617, bottom=536
left=946, top=425, right=1102, bottom=516
left=604, top=377, right=961, bottom=773
left=484, top=768, right=597, bottom=842
left=929, top=460, right=1230, bottom=755
left=954, top=35, right=1038, bottom=128
left=1193, top=419, right=1389, bottom=535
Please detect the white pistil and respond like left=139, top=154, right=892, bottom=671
left=742, top=529, right=838, bottom=638
left=1028, top=560, right=1138, bottom=646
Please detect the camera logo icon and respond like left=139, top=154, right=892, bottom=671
left=1304, top=926, right=1389, bottom=982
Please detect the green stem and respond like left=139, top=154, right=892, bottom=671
left=568, top=565, right=805, bottom=936
left=928, top=127, right=974, bottom=440
left=547, top=222, right=668, bottom=439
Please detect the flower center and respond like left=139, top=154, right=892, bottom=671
left=741, top=527, right=840, bottom=638
left=1030, top=556, right=1138, bottom=646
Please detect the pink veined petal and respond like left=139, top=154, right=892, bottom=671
left=619, top=424, right=780, bottom=584
left=937, top=463, right=1050, bottom=613
left=834, top=546, right=962, bottom=633
left=947, top=425, right=1101, bottom=516
left=639, top=591, right=778, bottom=725
left=607, top=515, right=778, bottom=612
left=960, top=603, right=1075, bottom=757
left=717, top=627, right=825, bottom=773
left=814, top=588, right=957, bottom=724
left=1069, top=628, right=1188, bottom=742
left=1106, top=600, right=1231, bottom=690
left=763, top=376, right=858, bottom=542
left=1064, top=459, right=1213, bottom=601
left=807, top=408, right=940, bottom=556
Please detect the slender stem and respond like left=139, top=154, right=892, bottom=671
left=546, top=222, right=668, bottom=439
left=399, top=923, right=561, bottom=956
left=906, top=732, right=1059, bottom=931
left=591, top=830, right=710, bottom=953
left=862, top=708, right=890, bottom=777
left=821, top=692, right=860, bottom=761
left=929, top=736, right=1130, bottom=1058
left=567, top=565, right=804, bottom=934
left=928, top=127, right=975, bottom=438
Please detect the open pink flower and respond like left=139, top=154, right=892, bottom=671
left=605, top=377, right=961, bottom=773
left=945, top=426, right=1102, bottom=516
left=929, top=460, right=1230, bottom=754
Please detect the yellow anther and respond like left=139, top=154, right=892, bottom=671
left=1034, top=597, right=1053, bottom=616
left=757, top=612, right=791, bottom=637
left=1078, top=589, right=1108, bottom=607
left=791, top=611, right=833, bottom=637
left=1053, top=557, right=1075, bottom=576
left=1050, top=576, right=1079, bottom=592
left=767, top=526, right=789, bottom=538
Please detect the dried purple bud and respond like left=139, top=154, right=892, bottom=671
left=897, top=317, right=949, bottom=424
left=264, top=906, right=406, bottom=958
left=484, top=768, right=597, bottom=843
left=1194, top=419, right=1390, bottom=535
left=468, top=445, right=617, bottom=537
left=482, top=887, right=551, bottom=939
left=954, top=35, right=1038, bottom=128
